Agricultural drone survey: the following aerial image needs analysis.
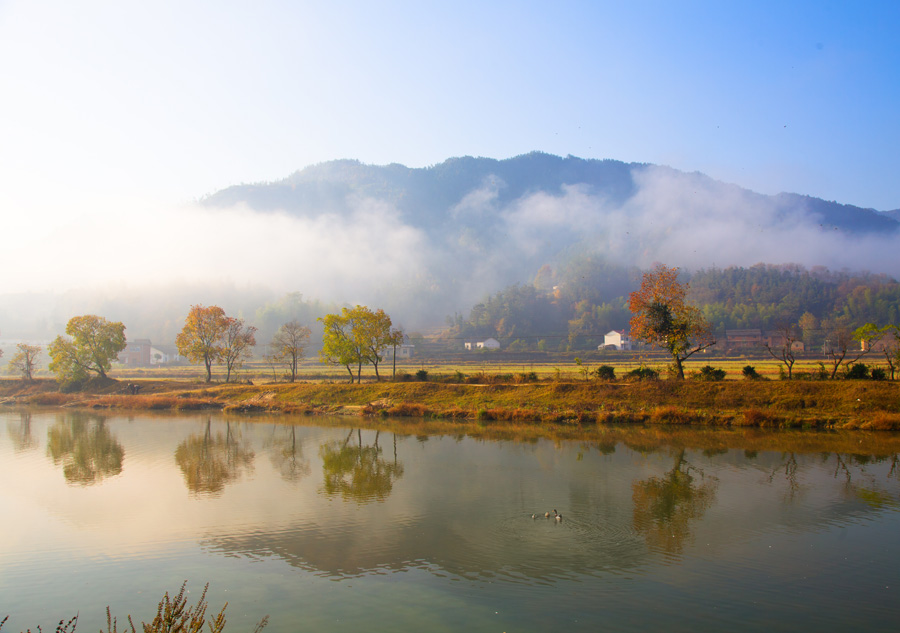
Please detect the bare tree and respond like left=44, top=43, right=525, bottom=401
left=8, top=343, right=41, bottom=381
left=271, top=320, right=311, bottom=382
left=221, top=318, right=257, bottom=383
left=764, top=322, right=800, bottom=379
left=822, top=318, right=869, bottom=379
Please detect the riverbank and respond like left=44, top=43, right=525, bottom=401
left=2, top=376, right=899, bottom=430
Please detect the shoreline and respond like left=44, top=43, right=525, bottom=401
left=2, top=377, right=899, bottom=431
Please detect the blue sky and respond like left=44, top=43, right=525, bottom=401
left=0, top=1, right=898, bottom=294
left=2, top=1, right=897, bottom=209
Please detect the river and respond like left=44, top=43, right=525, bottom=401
left=1, top=409, right=898, bottom=632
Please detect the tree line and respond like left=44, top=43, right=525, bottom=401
left=5, top=304, right=403, bottom=388
left=445, top=257, right=900, bottom=352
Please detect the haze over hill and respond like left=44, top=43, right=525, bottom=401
left=199, top=152, right=900, bottom=319
left=2, top=153, right=899, bottom=343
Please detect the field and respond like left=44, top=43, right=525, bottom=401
left=95, top=353, right=863, bottom=384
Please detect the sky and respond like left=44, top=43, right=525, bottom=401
left=1, top=0, right=899, bottom=297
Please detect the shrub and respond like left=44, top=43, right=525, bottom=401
left=395, top=370, right=412, bottom=382
left=845, top=363, right=870, bottom=380
left=415, top=369, right=428, bottom=381
left=623, top=366, right=659, bottom=381
left=595, top=365, right=616, bottom=381
left=871, top=367, right=887, bottom=381
left=513, top=371, right=538, bottom=383
left=696, top=365, right=726, bottom=381
left=742, top=365, right=760, bottom=380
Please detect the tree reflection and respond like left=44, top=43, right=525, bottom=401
left=632, top=448, right=717, bottom=555
left=46, top=413, right=124, bottom=485
left=7, top=411, right=37, bottom=452
left=267, top=424, right=310, bottom=482
left=319, top=429, right=404, bottom=502
left=175, top=418, right=255, bottom=496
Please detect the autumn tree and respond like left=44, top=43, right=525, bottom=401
left=270, top=320, right=311, bottom=382
left=221, top=317, right=257, bottom=383
left=358, top=307, right=396, bottom=381
left=319, top=307, right=368, bottom=383
left=48, top=315, right=127, bottom=385
left=319, top=305, right=398, bottom=383
left=176, top=305, right=229, bottom=382
left=628, top=264, right=716, bottom=379
left=7, top=343, right=41, bottom=381
left=853, top=323, right=897, bottom=379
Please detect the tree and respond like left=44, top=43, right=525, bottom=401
left=7, top=343, right=41, bottom=381
left=318, top=305, right=398, bottom=383
left=854, top=323, right=898, bottom=380
left=48, top=315, right=127, bottom=384
left=221, top=317, right=257, bottom=383
left=176, top=305, right=229, bottom=382
left=319, top=307, right=368, bottom=383
left=764, top=322, right=800, bottom=379
left=628, top=264, right=716, bottom=379
left=357, top=307, right=395, bottom=381
left=270, top=320, right=311, bottom=382
left=389, top=326, right=405, bottom=380
left=821, top=317, right=870, bottom=379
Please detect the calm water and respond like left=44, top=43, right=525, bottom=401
left=1, top=409, right=899, bottom=632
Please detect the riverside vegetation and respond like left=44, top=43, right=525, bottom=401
left=0, top=582, right=267, bottom=633
left=2, top=368, right=898, bottom=431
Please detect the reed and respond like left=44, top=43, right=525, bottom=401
left=0, top=582, right=267, bottom=633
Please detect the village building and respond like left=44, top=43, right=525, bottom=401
left=724, top=329, right=763, bottom=349
left=465, top=338, right=501, bottom=350
left=118, top=339, right=152, bottom=366
left=380, top=343, right=415, bottom=360
left=601, top=330, right=631, bottom=351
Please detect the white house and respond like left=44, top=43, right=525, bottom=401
left=465, top=338, right=501, bottom=350
left=602, top=330, right=631, bottom=351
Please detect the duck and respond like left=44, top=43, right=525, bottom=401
left=555, top=512, right=563, bottom=522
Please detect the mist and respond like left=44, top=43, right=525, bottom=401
left=2, top=162, right=898, bottom=343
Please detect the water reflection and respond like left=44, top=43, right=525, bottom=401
left=632, top=447, right=718, bottom=555
left=174, top=417, right=255, bottom=495
left=319, top=429, right=404, bottom=502
left=265, top=424, right=311, bottom=482
left=46, top=413, right=124, bottom=485
left=7, top=411, right=36, bottom=453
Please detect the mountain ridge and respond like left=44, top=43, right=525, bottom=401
left=202, top=152, right=899, bottom=235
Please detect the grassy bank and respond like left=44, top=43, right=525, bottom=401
left=2, top=376, right=899, bottom=431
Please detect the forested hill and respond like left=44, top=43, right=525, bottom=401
left=203, top=153, right=898, bottom=236
left=197, top=153, right=900, bottom=326
left=445, top=258, right=900, bottom=352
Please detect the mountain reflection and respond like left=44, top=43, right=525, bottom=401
left=175, top=418, right=255, bottom=496
left=46, top=413, right=124, bottom=485
left=632, top=447, right=718, bottom=556
left=319, top=429, right=403, bottom=502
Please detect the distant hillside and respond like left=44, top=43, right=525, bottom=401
left=200, top=153, right=900, bottom=326
left=203, top=153, right=898, bottom=235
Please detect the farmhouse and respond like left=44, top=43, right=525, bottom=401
left=601, top=330, right=631, bottom=351
left=118, top=339, right=152, bottom=366
left=725, top=329, right=763, bottom=349
left=465, top=338, right=501, bottom=350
